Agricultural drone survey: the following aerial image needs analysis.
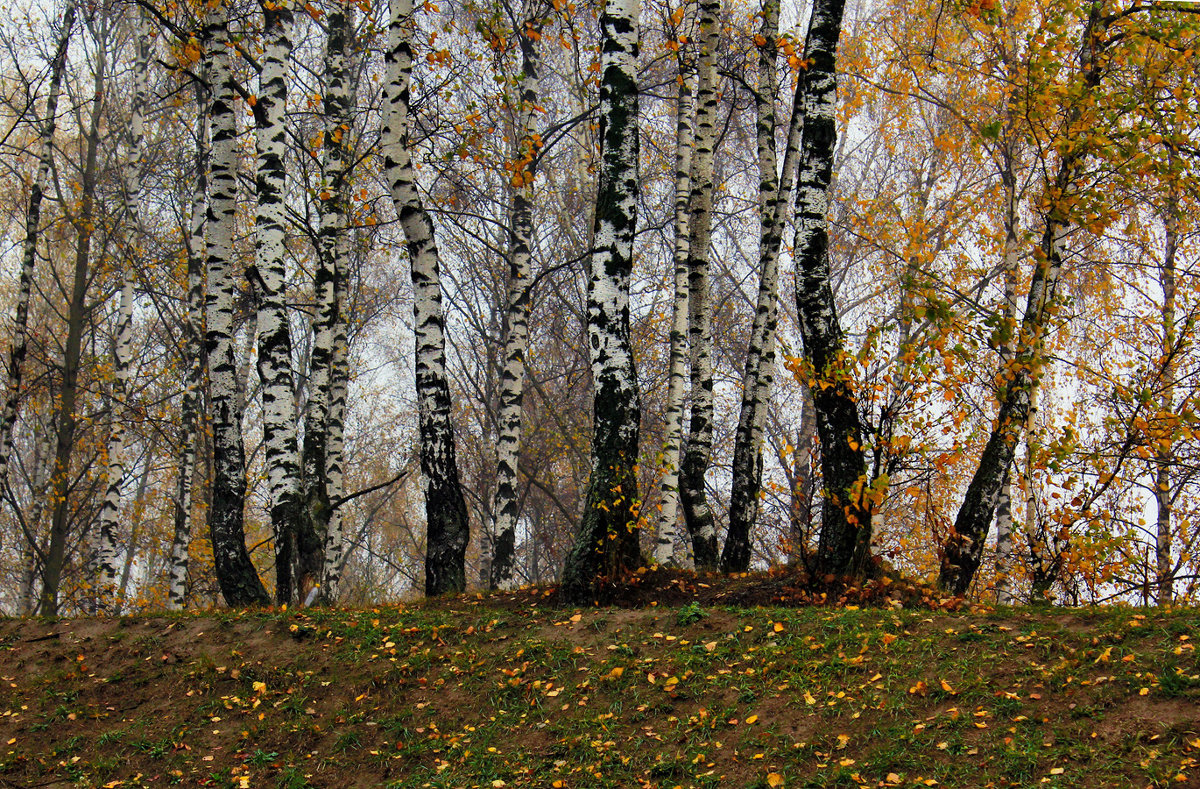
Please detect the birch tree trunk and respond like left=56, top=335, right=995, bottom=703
left=320, top=310, right=348, bottom=601
left=655, top=27, right=694, bottom=567
left=0, top=3, right=75, bottom=490
left=679, top=0, right=720, bottom=570
left=791, top=0, right=873, bottom=579
left=993, top=153, right=1021, bottom=605
left=93, top=10, right=150, bottom=608
left=1155, top=189, right=1179, bottom=606
left=252, top=0, right=302, bottom=605
left=940, top=5, right=1104, bottom=595
left=560, top=0, right=642, bottom=603
left=301, top=0, right=356, bottom=605
left=490, top=12, right=541, bottom=590
left=204, top=3, right=271, bottom=606
left=723, top=0, right=801, bottom=572
left=43, top=18, right=106, bottom=617
left=383, top=0, right=470, bottom=595
left=168, top=75, right=211, bottom=611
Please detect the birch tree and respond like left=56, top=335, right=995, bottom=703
left=722, top=0, right=801, bottom=572
left=679, top=0, right=720, bottom=570
left=383, top=0, right=471, bottom=595
left=654, top=3, right=694, bottom=567
left=0, top=3, right=75, bottom=492
left=204, top=0, right=271, bottom=606
left=940, top=2, right=1106, bottom=595
left=792, top=0, right=874, bottom=579
left=490, top=5, right=542, bottom=590
left=251, top=0, right=302, bottom=604
left=93, top=9, right=150, bottom=607
left=167, top=73, right=209, bottom=611
left=560, top=0, right=642, bottom=602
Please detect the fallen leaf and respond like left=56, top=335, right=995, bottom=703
left=766, top=773, right=785, bottom=787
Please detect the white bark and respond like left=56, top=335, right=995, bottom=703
left=383, top=0, right=470, bottom=595
left=655, top=36, right=694, bottom=567
left=559, top=0, right=643, bottom=602
left=680, top=0, right=720, bottom=567
left=168, top=74, right=210, bottom=611
left=253, top=0, right=302, bottom=604
left=491, top=10, right=542, bottom=590
left=204, top=2, right=271, bottom=606
left=94, top=9, right=149, bottom=606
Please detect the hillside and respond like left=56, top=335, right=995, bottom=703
left=0, top=577, right=1198, bottom=788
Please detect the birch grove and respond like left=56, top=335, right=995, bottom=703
left=0, top=0, right=1196, bottom=610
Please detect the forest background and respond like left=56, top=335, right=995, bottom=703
left=0, top=0, right=1198, bottom=616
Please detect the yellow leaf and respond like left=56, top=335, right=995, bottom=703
left=836, top=733, right=850, bottom=749
left=773, top=622, right=785, bottom=633
left=766, top=773, right=785, bottom=788
left=804, top=691, right=816, bottom=705
left=745, top=715, right=758, bottom=724
left=940, top=679, right=957, bottom=694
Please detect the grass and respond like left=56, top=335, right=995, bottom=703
left=0, top=596, right=1196, bottom=787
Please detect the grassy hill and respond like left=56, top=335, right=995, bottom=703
left=1, top=575, right=1198, bottom=788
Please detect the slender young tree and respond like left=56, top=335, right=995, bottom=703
left=252, top=0, right=302, bottom=605
left=655, top=5, right=694, bottom=567
left=93, top=8, right=150, bottom=606
left=42, top=13, right=108, bottom=617
left=559, top=0, right=643, bottom=602
left=0, top=3, right=76, bottom=490
left=490, top=8, right=542, bottom=590
left=679, top=0, right=720, bottom=570
left=382, top=0, right=470, bottom=595
left=204, top=0, right=271, bottom=606
left=792, top=0, right=873, bottom=579
left=167, top=74, right=209, bottom=611
left=1154, top=187, right=1179, bottom=606
left=723, top=0, right=802, bottom=572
